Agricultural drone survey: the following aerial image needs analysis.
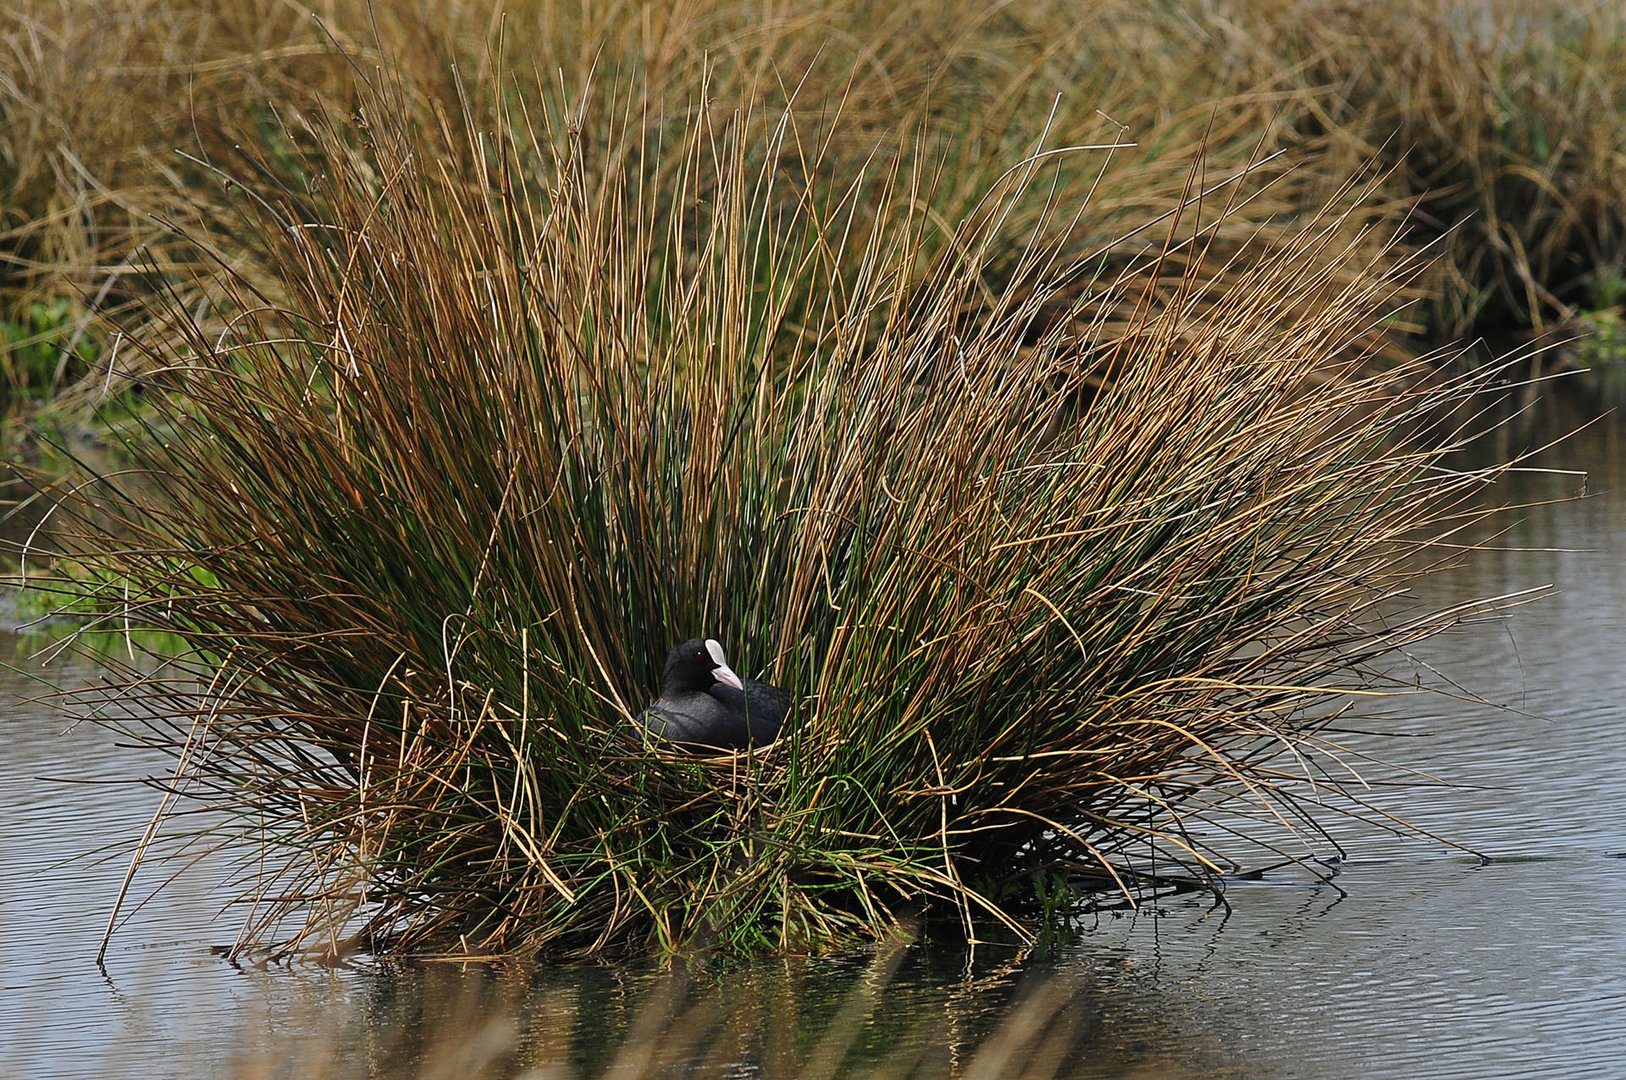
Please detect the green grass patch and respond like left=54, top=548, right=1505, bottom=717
left=1, top=298, right=100, bottom=409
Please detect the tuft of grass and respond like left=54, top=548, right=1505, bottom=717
left=33, top=51, right=1543, bottom=961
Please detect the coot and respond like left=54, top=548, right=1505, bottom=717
left=639, top=637, right=791, bottom=750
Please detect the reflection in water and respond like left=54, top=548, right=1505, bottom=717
left=2, top=393, right=1624, bottom=1078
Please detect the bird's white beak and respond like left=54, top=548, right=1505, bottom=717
left=712, top=663, right=744, bottom=691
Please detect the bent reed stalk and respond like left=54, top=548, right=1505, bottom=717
left=47, top=62, right=1531, bottom=960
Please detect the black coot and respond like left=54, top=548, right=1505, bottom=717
left=639, top=637, right=791, bottom=750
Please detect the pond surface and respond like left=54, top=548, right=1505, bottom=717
left=2, top=392, right=1623, bottom=1079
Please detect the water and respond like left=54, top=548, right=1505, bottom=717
left=3, top=393, right=1623, bottom=1079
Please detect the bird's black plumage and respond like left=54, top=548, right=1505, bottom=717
left=639, top=637, right=791, bottom=750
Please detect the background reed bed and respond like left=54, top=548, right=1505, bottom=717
left=30, top=45, right=1537, bottom=960
left=1246, top=0, right=1626, bottom=336
left=8, top=0, right=1625, bottom=427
